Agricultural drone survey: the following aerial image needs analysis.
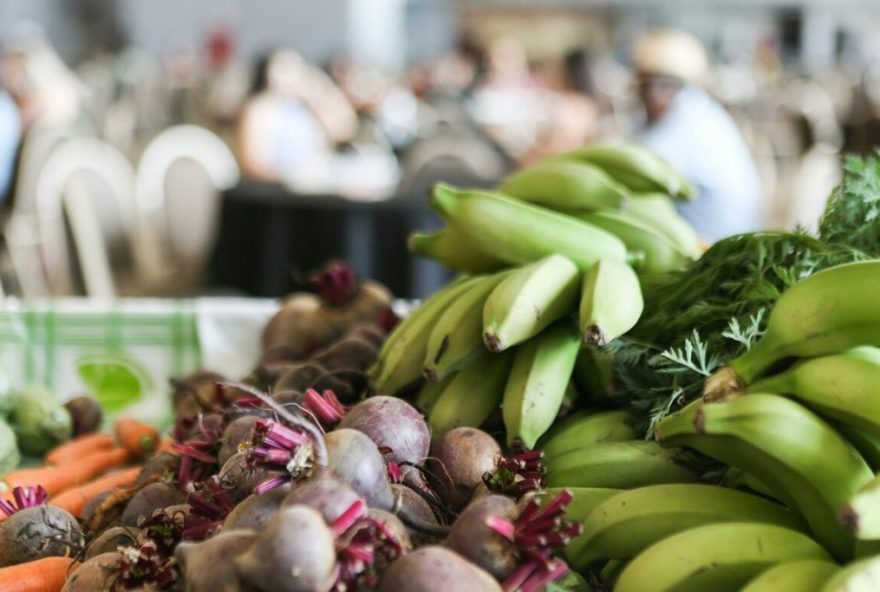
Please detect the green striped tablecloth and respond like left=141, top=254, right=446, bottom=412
left=0, top=298, right=278, bottom=430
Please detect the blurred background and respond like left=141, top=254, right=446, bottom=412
left=1, top=0, right=879, bottom=299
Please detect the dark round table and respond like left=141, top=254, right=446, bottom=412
left=208, top=181, right=457, bottom=299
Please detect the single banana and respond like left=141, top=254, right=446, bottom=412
left=740, top=559, right=839, bottom=592
left=482, top=254, right=580, bottom=352
left=615, top=522, right=831, bottom=592
left=579, top=259, right=644, bottom=346
left=704, top=261, right=880, bottom=402
left=541, top=486, right=623, bottom=523
left=408, top=227, right=507, bottom=273
left=413, top=371, right=456, bottom=416
left=819, top=555, right=880, bottom=592
left=568, top=483, right=808, bottom=570
left=839, top=474, right=880, bottom=541
left=371, top=276, right=483, bottom=394
left=423, top=270, right=512, bottom=381
left=656, top=395, right=873, bottom=560
left=600, top=559, right=627, bottom=588
left=544, top=440, right=699, bottom=489
left=747, top=347, right=880, bottom=435
left=498, top=159, right=629, bottom=211
left=571, top=346, right=616, bottom=403
left=427, top=349, right=512, bottom=435
left=556, top=142, right=695, bottom=199
left=538, top=409, right=636, bottom=460
left=722, top=467, right=783, bottom=502
left=501, top=321, right=581, bottom=449
left=835, top=422, right=880, bottom=470
left=570, top=210, right=692, bottom=275
left=429, top=183, right=629, bottom=270
left=625, top=193, right=703, bottom=258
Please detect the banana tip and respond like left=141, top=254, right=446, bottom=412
left=837, top=505, right=859, bottom=535
left=702, top=367, right=745, bottom=403
left=483, top=333, right=503, bottom=352
left=422, top=367, right=438, bottom=382
left=583, top=325, right=606, bottom=347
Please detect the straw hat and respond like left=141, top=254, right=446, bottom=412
left=632, top=30, right=709, bottom=84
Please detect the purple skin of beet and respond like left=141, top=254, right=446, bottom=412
left=235, top=505, right=337, bottom=592
left=426, top=427, right=502, bottom=511
left=445, top=495, right=518, bottom=580
left=176, top=529, right=257, bottom=592
left=281, top=469, right=365, bottom=525
left=60, top=551, right=123, bottom=592
left=222, top=489, right=287, bottom=532
left=379, top=546, right=501, bottom=592
left=120, top=483, right=187, bottom=527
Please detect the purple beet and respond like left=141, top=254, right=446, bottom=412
left=379, top=546, right=501, bottom=592
left=218, top=451, right=285, bottom=502
left=427, top=428, right=501, bottom=511
left=61, top=551, right=123, bottom=592
left=120, top=483, right=186, bottom=527
left=218, top=416, right=260, bottom=465
left=235, top=506, right=337, bottom=592
left=223, top=489, right=287, bottom=532
left=0, top=503, right=84, bottom=567
left=325, top=428, right=395, bottom=509
left=445, top=495, right=518, bottom=580
left=176, top=529, right=256, bottom=592
left=85, top=526, right=139, bottom=560
left=282, top=469, right=364, bottom=525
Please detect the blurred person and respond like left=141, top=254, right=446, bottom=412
left=202, top=24, right=250, bottom=131
left=633, top=30, right=763, bottom=242
left=237, top=49, right=357, bottom=182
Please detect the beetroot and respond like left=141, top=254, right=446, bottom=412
left=63, top=396, right=102, bottom=436
left=121, top=483, right=186, bottom=527
left=379, top=546, right=501, bottom=592
left=312, top=336, right=378, bottom=373
left=219, top=450, right=286, bottom=502
left=235, top=505, right=337, bottom=592
left=223, top=489, right=286, bottom=531
left=282, top=470, right=364, bottom=525
left=325, top=428, right=395, bottom=509
left=136, top=452, right=179, bottom=486
left=391, top=484, right=438, bottom=527
left=176, top=529, right=256, bottom=592
left=61, top=551, right=122, bottom=592
left=85, top=526, right=139, bottom=560
left=0, top=488, right=83, bottom=567
left=274, top=362, right=327, bottom=393
left=338, top=396, right=431, bottom=483
left=171, top=371, right=225, bottom=417
left=445, top=495, right=518, bottom=579
left=427, top=428, right=501, bottom=511
left=218, top=416, right=260, bottom=465
left=368, top=508, right=411, bottom=552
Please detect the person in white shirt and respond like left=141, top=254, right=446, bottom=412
left=633, top=30, right=763, bottom=243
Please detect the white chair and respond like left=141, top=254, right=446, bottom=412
left=135, top=125, right=239, bottom=285
left=33, top=137, right=138, bottom=297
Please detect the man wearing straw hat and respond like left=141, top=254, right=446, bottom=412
left=633, top=29, right=762, bottom=242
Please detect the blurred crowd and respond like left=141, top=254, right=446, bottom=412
left=2, top=16, right=880, bottom=296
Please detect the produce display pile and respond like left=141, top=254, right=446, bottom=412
left=1, top=145, right=880, bottom=591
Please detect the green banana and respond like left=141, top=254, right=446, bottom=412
left=615, top=522, right=832, bottom=592
left=538, top=409, right=636, bottom=460
left=429, top=183, right=629, bottom=270
left=408, top=227, right=507, bottom=273
left=570, top=210, right=692, bottom=275
left=747, top=347, right=880, bottom=435
left=571, top=346, right=616, bottom=403
left=557, top=142, right=695, bottom=199
left=413, top=372, right=456, bottom=416
left=741, top=559, right=839, bottom=592
left=544, top=440, right=698, bottom=489
left=498, top=159, right=629, bottom=211
left=482, top=254, right=580, bottom=352
left=427, top=349, right=512, bottom=435
left=568, top=483, right=808, bottom=570
left=656, top=395, right=874, bottom=560
left=704, top=261, right=880, bottom=401
left=423, top=270, right=512, bottom=381
left=600, top=559, right=627, bottom=588
left=579, top=259, right=644, bottom=346
left=839, top=474, right=880, bottom=541
left=819, top=555, right=880, bottom=591
left=541, top=486, right=623, bottom=523
left=501, top=321, right=581, bottom=449
left=625, top=193, right=703, bottom=258
left=722, top=467, right=783, bottom=502
left=371, top=276, right=482, bottom=394
left=835, top=422, right=880, bottom=470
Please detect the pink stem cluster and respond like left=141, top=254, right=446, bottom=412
left=330, top=500, right=405, bottom=591
left=303, top=388, right=347, bottom=428
left=0, top=485, right=47, bottom=516
left=183, top=476, right=237, bottom=540
left=310, top=261, right=359, bottom=307
left=115, top=540, right=177, bottom=590
left=486, top=490, right=582, bottom=592
left=484, top=450, right=547, bottom=499
left=247, top=418, right=314, bottom=494
left=172, top=414, right=226, bottom=489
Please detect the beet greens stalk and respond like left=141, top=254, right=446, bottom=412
left=0, top=485, right=48, bottom=516
left=484, top=450, right=547, bottom=499
left=331, top=499, right=405, bottom=591
left=310, top=261, right=359, bottom=307
left=302, top=388, right=347, bottom=429
left=247, top=418, right=315, bottom=494
left=183, top=476, right=237, bottom=540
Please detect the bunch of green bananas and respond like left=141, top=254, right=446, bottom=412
left=371, top=142, right=702, bottom=449
left=546, top=261, right=880, bottom=590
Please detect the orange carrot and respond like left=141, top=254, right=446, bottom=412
left=0, top=556, right=78, bottom=592
left=45, top=433, right=114, bottom=466
left=50, top=466, right=141, bottom=517
left=156, top=438, right=175, bottom=454
left=2, top=448, right=129, bottom=495
left=114, top=418, right=160, bottom=459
